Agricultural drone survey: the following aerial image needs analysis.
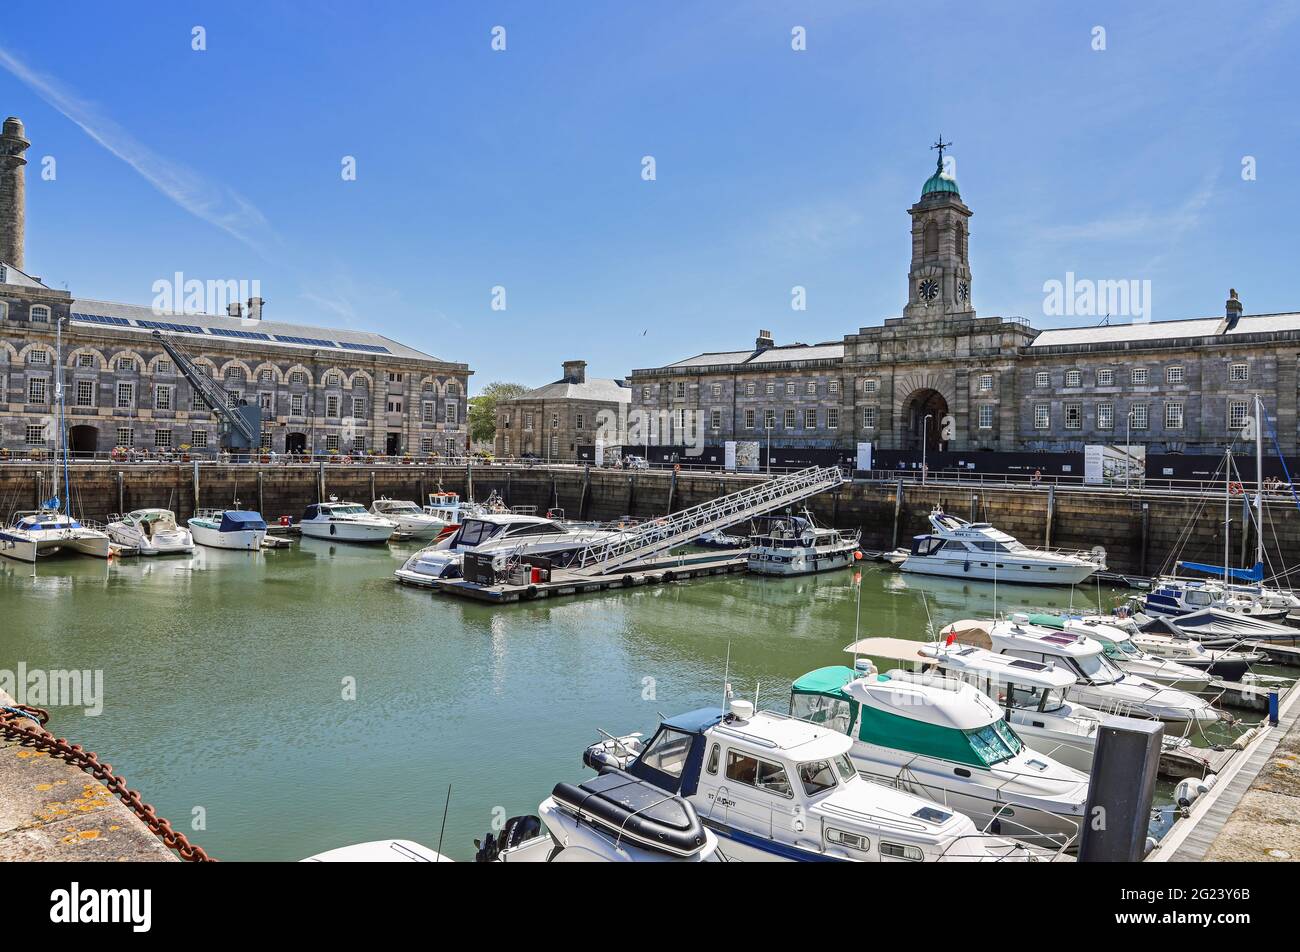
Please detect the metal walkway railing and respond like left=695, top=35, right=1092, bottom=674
left=571, top=466, right=845, bottom=575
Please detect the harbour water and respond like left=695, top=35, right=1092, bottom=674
left=0, top=542, right=1251, bottom=861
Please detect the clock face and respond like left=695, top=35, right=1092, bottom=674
left=918, top=278, right=940, bottom=303
left=957, top=281, right=969, bottom=303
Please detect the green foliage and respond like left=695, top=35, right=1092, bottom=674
left=469, top=381, right=529, bottom=444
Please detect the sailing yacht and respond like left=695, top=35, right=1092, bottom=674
left=0, top=317, right=110, bottom=562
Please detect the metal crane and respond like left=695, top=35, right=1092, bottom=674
left=150, top=330, right=262, bottom=454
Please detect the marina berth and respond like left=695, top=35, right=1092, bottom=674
left=977, top=615, right=1220, bottom=724
left=889, top=508, right=1101, bottom=586
left=1135, top=606, right=1300, bottom=647
left=585, top=701, right=1055, bottom=862
left=746, top=511, right=860, bottom=577
left=790, top=662, right=1090, bottom=847
left=1142, top=578, right=1289, bottom=623
left=299, top=501, right=397, bottom=544
left=0, top=510, right=111, bottom=561
left=188, top=509, right=269, bottom=551
left=105, top=508, right=194, bottom=556
left=1024, top=613, right=1214, bottom=691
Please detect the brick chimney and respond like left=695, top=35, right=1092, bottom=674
left=227, top=302, right=244, bottom=319
left=562, top=359, right=586, bottom=383
left=755, top=329, right=774, bottom=350
left=0, top=116, right=31, bottom=271
left=1225, top=288, right=1242, bottom=330
left=246, top=297, right=264, bottom=321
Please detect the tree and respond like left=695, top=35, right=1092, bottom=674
left=469, top=381, right=529, bottom=446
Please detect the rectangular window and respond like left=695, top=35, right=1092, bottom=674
left=260, top=369, right=274, bottom=383
left=31, top=306, right=50, bottom=323
left=524, top=412, right=534, bottom=431
left=724, top=751, right=792, bottom=798
left=1064, top=403, right=1082, bottom=429
left=422, top=401, right=435, bottom=423
left=116, top=426, right=133, bottom=448
left=446, top=401, right=458, bottom=425
left=325, top=372, right=340, bottom=386
left=829, top=380, right=840, bottom=395
left=764, top=408, right=776, bottom=429
left=804, top=408, right=817, bottom=428
left=745, top=382, right=755, bottom=396
left=1065, top=370, right=1082, bottom=388
left=1131, top=404, right=1149, bottom=429
left=28, top=350, right=48, bottom=365
left=290, top=370, right=305, bottom=385
left=1035, top=371, right=1050, bottom=388
left=1166, top=366, right=1184, bottom=384
left=155, top=385, right=173, bottom=410
left=190, top=429, right=208, bottom=448
left=673, top=408, right=686, bottom=432
left=1097, top=403, right=1114, bottom=430
left=260, top=391, right=272, bottom=411
left=261, top=432, right=274, bottom=450
left=575, top=414, right=585, bottom=430
left=862, top=406, right=877, bottom=429
left=501, top=436, right=510, bottom=455
left=863, top=379, right=878, bottom=394
left=784, top=408, right=796, bottom=429
left=1132, top=368, right=1148, bottom=385
left=744, top=408, right=755, bottom=429
left=353, top=434, right=366, bottom=453
left=710, top=409, right=722, bottom=430
left=156, top=360, right=173, bottom=375
left=387, top=372, right=404, bottom=384
left=226, top=390, right=240, bottom=409
left=806, top=381, right=816, bottom=395
left=1165, top=401, right=1184, bottom=429
left=766, top=382, right=775, bottom=395
left=711, top=383, right=721, bottom=397
left=674, top=382, right=685, bottom=399
left=326, top=395, right=340, bottom=417
left=551, top=413, right=559, bottom=429
left=978, top=405, right=994, bottom=429
left=25, top=424, right=46, bottom=445
left=827, top=407, right=839, bottom=429
left=27, top=377, right=46, bottom=404
left=77, top=353, right=95, bottom=368
left=1096, top=369, right=1114, bottom=386
left=351, top=395, right=366, bottom=419
left=1034, top=404, right=1050, bottom=429
left=1229, top=401, right=1249, bottom=430
left=1230, top=363, right=1249, bottom=382
left=154, top=429, right=172, bottom=448
left=786, top=382, right=796, bottom=396
left=226, top=367, right=245, bottom=382
left=116, top=357, right=137, bottom=372
left=978, top=373, right=993, bottom=392
left=116, top=382, right=134, bottom=409
left=642, top=386, right=651, bottom=400
left=325, top=434, right=340, bottom=452
left=386, top=398, right=403, bottom=414
left=420, top=437, right=434, bottom=453
left=291, top=393, right=304, bottom=415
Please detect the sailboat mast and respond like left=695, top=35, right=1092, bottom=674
left=1223, top=446, right=1230, bottom=588
left=1256, top=395, right=1264, bottom=574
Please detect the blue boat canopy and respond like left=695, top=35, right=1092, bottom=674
left=1177, top=560, right=1264, bottom=583
left=219, top=510, right=267, bottom=532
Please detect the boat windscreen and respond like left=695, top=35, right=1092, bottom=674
left=456, top=519, right=504, bottom=547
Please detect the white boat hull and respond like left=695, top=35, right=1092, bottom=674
left=0, top=529, right=110, bottom=561
left=106, top=524, right=194, bottom=555
left=899, top=556, right=1096, bottom=586
left=748, top=541, right=859, bottom=576
left=189, top=521, right=266, bottom=551
left=301, top=521, right=394, bottom=543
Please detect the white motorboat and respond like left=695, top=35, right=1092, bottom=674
left=1142, top=578, right=1288, bottom=622
left=369, top=498, right=447, bottom=540
left=747, top=511, right=860, bottom=576
left=394, top=512, right=620, bottom=585
left=106, top=508, right=195, bottom=555
left=586, top=701, right=1054, bottom=862
left=976, top=614, right=1220, bottom=724
left=1023, top=613, right=1213, bottom=691
left=300, top=501, right=396, bottom=544
left=0, top=509, right=111, bottom=561
left=790, top=662, right=1089, bottom=847
left=1127, top=629, right=1259, bottom=682
left=843, top=636, right=1106, bottom=774
left=890, top=508, right=1101, bottom=586
left=1136, top=606, right=1300, bottom=648
left=188, top=509, right=269, bottom=550
left=301, top=840, right=453, bottom=862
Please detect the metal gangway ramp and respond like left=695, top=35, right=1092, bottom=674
left=572, top=466, right=845, bottom=576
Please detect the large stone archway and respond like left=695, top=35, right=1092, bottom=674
left=68, top=424, right=100, bottom=457
left=901, top=388, right=949, bottom=453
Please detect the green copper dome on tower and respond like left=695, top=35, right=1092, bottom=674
left=921, top=156, right=960, bottom=197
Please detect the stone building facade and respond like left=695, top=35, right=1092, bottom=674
left=631, top=152, right=1300, bottom=458
left=495, top=360, right=630, bottom=461
left=0, top=115, right=470, bottom=460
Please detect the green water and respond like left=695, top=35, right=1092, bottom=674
left=0, top=543, right=1242, bottom=860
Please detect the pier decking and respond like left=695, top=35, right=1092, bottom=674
left=0, top=690, right=176, bottom=861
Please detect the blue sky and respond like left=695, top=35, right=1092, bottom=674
left=2, top=2, right=1297, bottom=390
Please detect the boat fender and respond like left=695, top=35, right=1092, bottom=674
left=620, top=575, right=633, bottom=588
left=1174, top=774, right=1216, bottom=808
left=662, top=570, right=675, bottom=582
left=329, top=524, right=336, bottom=536
left=524, top=585, right=538, bottom=599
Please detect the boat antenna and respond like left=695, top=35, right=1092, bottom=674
left=435, top=783, right=452, bottom=862
left=721, top=640, right=732, bottom=707
left=753, top=680, right=761, bottom=712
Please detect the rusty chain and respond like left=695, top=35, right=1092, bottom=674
left=0, top=703, right=216, bottom=862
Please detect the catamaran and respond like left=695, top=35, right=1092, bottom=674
left=888, top=508, right=1101, bottom=585
left=585, top=700, right=1055, bottom=862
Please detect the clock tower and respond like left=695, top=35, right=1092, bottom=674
left=903, top=137, right=974, bottom=321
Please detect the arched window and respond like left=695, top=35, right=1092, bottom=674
left=923, top=221, right=939, bottom=255
left=956, top=222, right=967, bottom=259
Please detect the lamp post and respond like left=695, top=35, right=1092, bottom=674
left=1125, top=409, right=1135, bottom=492
left=922, top=413, right=933, bottom=485
left=765, top=415, right=773, bottom=475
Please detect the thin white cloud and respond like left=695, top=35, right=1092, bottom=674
left=0, top=45, right=279, bottom=259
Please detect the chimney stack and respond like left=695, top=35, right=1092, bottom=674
left=755, top=329, right=775, bottom=351
left=227, top=302, right=244, bottom=319
left=246, top=297, right=264, bottom=321
left=0, top=116, right=31, bottom=271
left=1225, top=288, right=1242, bottom=329
left=562, top=359, right=587, bottom=383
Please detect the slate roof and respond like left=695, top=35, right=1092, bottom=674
left=1028, top=312, right=1300, bottom=349
left=655, top=341, right=845, bottom=372
left=509, top=376, right=631, bottom=403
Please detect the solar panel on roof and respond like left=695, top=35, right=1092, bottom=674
left=1009, top=658, right=1049, bottom=670
left=137, top=319, right=204, bottom=334
left=71, top=312, right=132, bottom=326
left=274, top=335, right=337, bottom=347
left=338, top=341, right=391, bottom=354
left=209, top=327, right=272, bottom=341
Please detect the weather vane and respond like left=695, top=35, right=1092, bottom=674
left=931, top=135, right=952, bottom=164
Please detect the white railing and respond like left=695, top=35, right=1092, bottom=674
left=571, top=466, right=844, bottom=575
